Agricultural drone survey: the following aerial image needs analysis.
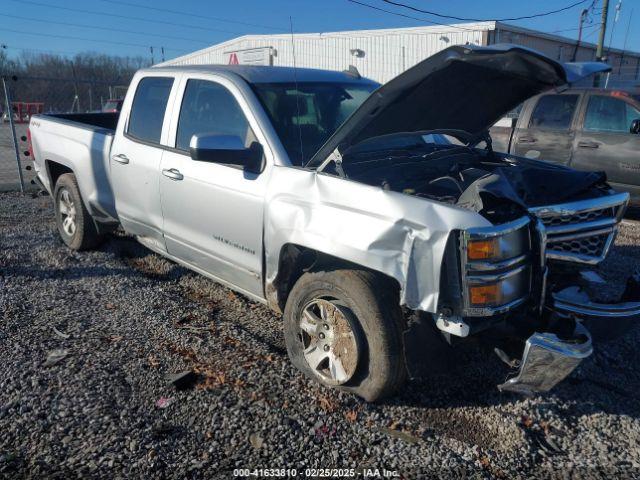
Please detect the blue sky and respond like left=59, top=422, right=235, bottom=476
left=1, top=0, right=638, bottom=61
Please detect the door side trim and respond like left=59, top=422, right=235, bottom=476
left=137, top=235, right=266, bottom=304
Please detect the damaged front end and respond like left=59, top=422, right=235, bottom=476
left=294, top=44, right=630, bottom=395
left=439, top=190, right=639, bottom=395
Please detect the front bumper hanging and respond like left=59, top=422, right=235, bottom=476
left=499, top=322, right=592, bottom=395
left=499, top=272, right=640, bottom=395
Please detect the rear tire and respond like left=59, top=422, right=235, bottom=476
left=284, top=269, right=407, bottom=402
left=54, top=173, right=103, bottom=251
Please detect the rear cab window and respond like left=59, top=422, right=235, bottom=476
left=127, top=76, right=174, bottom=144
left=529, top=94, right=579, bottom=130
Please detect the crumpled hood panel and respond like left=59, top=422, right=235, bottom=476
left=307, top=44, right=610, bottom=169
left=456, top=157, right=608, bottom=213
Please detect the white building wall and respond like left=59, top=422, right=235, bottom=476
left=159, top=23, right=490, bottom=83
left=159, top=22, right=640, bottom=88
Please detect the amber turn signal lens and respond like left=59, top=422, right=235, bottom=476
left=470, top=284, right=501, bottom=305
left=467, top=238, right=498, bottom=260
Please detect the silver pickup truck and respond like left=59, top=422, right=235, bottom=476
left=28, top=45, right=640, bottom=401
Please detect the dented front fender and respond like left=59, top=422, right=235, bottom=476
left=264, top=167, right=492, bottom=313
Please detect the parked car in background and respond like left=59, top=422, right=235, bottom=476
left=491, top=88, right=640, bottom=202
left=27, top=45, right=640, bottom=401
left=102, top=98, right=123, bottom=113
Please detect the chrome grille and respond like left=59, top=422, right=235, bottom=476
left=529, top=193, right=629, bottom=265
left=551, top=232, right=608, bottom=257
left=540, top=208, right=614, bottom=228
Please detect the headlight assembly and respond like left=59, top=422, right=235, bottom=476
left=460, top=217, right=532, bottom=316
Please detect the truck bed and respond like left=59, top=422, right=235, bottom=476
left=30, top=111, right=119, bottom=224
left=45, top=112, right=119, bottom=132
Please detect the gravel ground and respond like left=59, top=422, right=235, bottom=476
left=1, top=191, right=639, bottom=479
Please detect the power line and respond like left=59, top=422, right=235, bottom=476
left=0, top=27, right=189, bottom=53
left=552, top=23, right=599, bottom=33
left=379, top=0, right=591, bottom=22
left=349, top=0, right=602, bottom=41
left=0, top=13, right=211, bottom=45
left=346, top=0, right=480, bottom=32
left=9, top=0, right=244, bottom=36
left=583, top=26, right=600, bottom=40
left=94, top=0, right=288, bottom=32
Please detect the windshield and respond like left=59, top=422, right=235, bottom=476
left=253, top=81, right=378, bottom=166
left=103, top=100, right=122, bottom=111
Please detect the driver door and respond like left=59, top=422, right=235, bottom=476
left=159, top=76, right=271, bottom=299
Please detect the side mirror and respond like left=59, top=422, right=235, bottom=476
left=631, top=119, right=640, bottom=135
left=189, top=134, right=264, bottom=174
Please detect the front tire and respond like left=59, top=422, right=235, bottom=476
left=284, top=269, right=406, bottom=402
left=54, top=173, right=102, bottom=251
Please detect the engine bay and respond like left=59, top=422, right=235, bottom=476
left=340, top=138, right=610, bottom=223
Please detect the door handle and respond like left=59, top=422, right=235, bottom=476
left=162, top=168, right=184, bottom=181
left=578, top=141, right=600, bottom=149
left=518, top=137, right=537, bottom=144
left=112, top=153, right=130, bottom=164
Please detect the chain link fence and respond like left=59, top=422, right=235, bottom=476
left=0, top=75, right=129, bottom=191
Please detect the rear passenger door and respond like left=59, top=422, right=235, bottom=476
left=572, top=93, right=640, bottom=198
left=110, top=74, right=177, bottom=252
left=159, top=76, right=272, bottom=299
left=512, top=93, right=580, bottom=165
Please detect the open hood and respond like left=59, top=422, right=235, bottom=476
left=306, top=44, right=610, bottom=169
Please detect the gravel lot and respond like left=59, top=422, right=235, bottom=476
left=1, top=191, right=639, bottom=479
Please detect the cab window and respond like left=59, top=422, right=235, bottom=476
left=529, top=94, right=579, bottom=130
left=584, top=95, right=640, bottom=133
left=176, top=79, right=257, bottom=152
left=127, top=77, right=174, bottom=144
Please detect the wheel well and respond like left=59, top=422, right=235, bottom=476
left=46, top=160, right=73, bottom=189
left=269, top=244, right=400, bottom=313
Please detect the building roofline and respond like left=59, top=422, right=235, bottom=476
left=156, top=22, right=496, bottom=66
left=495, top=21, right=639, bottom=57
left=157, top=20, right=640, bottom=67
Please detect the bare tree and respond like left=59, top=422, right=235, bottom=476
left=2, top=51, right=150, bottom=113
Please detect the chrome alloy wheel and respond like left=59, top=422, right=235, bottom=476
left=299, top=298, right=361, bottom=385
left=58, top=189, right=77, bottom=237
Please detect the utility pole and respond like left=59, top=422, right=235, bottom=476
left=604, top=0, right=622, bottom=87
left=594, top=0, right=610, bottom=86
left=619, top=9, right=633, bottom=75
left=571, top=8, right=589, bottom=62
